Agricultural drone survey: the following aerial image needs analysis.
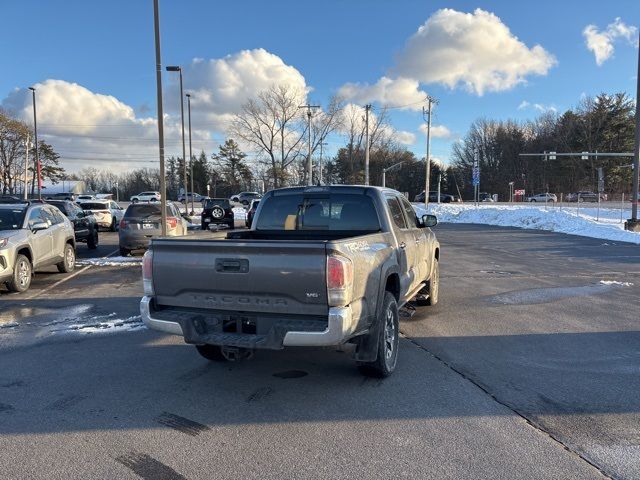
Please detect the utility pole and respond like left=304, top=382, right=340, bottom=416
left=28, top=87, right=40, bottom=199
left=319, top=141, right=328, bottom=185
left=166, top=66, right=187, bottom=209
left=299, top=104, right=320, bottom=185
left=186, top=93, right=194, bottom=214
left=153, top=0, right=168, bottom=235
left=422, top=96, right=437, bottom=209
left=364, top=104, right=371, bottom=185
left=23, top=134, right=30, bottom=200
left=626, top=29, right=640, bottom=231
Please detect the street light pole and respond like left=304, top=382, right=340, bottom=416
left=28, top=87, right=41, bottom=199
left=166, top=66, right=187, bottom=210
left=626, top=29, right=640, bottom=231
left=382, top=161, right=406, bottom=188
left=422, top=96, right=437, bottom=210
left=153, top=0, right=168, bottom=236
left=298, top=104, right=319, bottom=185
left=186, top=93, right=195, bottom=214
left=364, top=104, right=371, bottom=186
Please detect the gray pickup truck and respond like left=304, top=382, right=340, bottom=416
left=141, top=185, right=440, bottom=377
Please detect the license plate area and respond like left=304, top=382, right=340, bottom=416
left=195, top=314, right=256, bottom=335
left=142, top=223, right=154, bottom=229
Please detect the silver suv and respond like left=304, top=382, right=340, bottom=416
left=0, top=201, right=76, bottom=293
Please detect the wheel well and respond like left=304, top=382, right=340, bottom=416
left=385, top=273, right=400, bottom=301
left=434, top=248, right=439, bottom=261
left=17, top=247, right=32, bottom=263
left=66, top=238, right=75, bottom=248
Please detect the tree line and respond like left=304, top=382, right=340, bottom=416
left=448, top=93, right=636, bottom=200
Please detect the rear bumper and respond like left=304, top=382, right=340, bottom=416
left=139, top=296, right=356, bottom=347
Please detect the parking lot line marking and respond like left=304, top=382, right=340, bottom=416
left=25, top=248, right=120, bottom=300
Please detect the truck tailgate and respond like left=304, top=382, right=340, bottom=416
left=151, top=239, right=328, bottom=316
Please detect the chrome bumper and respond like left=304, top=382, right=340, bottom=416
left=140, top=296, right=183, bottom=335
left=140, top=296, right=355, bottom=347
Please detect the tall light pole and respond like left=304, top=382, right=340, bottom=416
left=299, top=104, right=319, bottom=185
left=364, top=104, right=371, bottom=185
left=166, top=65, right=187, bottom=209
left=422, top=96, right=437, bottom=210
left=28, top=87, right=41, bottom=199
left=186, top=92, right=195, bottom=214
left=153, top=0, right=168, bottom=235
left=626, top=29, right=640, bottom=231
left=382, top=161, right=406, bottom=188
left=318, top=141, right=328, bottom=185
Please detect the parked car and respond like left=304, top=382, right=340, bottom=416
left=0, top=195, right=21, bottom=202
left=0, top=200, right=76, bottom=293
left=526, top=193, right=558, bottom=203
left=414, top=191, right=457, bottom=203
left=566, top=191, right=599, bottom=203
left=479, top=192, right=495, bottom=202
left=130, top=191, right=161, bottom=203
left=245, top=199, right=260, bottom=228
left=75, top=194, right=95, bottom=203
left=141, top=185, right=440, bottom=377
left=177, top=192, right=204, bottom=203
left=119, top=202, right=188, bottom=256
left=46, top=200, right=99, bottom=249
left=80, top=200, right=125, bottom=231
left=201, top=198, right=234, bottom=230
left=231, top=191, right=262, bottom=206
left=44, top=192, right=76, bottom=201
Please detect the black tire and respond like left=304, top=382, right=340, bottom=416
left=110, top=218, right=117, bottom=232
left=87, top=228, right=99, bottom=249
left=211, top=206, right=225, bottom=220
left=132, top=198, right=139, bottom=204
left=357, top=291, right=399, bottom=378
left=227, top=220, right=234, bottom=230
left=7, top=254, right=32, bottom=293
left=150, top=197, right=158, bottom=202
left=119, top=247, right=130, bottom=257
left=195, top=344, right=227, bottom=362
left=531, top=199, right=536, bottom=202
left=57, top=243, right=76, bottom=273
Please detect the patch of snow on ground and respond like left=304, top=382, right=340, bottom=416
left=599, top=280, right=634, bottom=287
left=63, top=315, right=145, bottom=334
left=413, top=203, right=640, bottom=245
left=76, top=256, right=142, bottom=266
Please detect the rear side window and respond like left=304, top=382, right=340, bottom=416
left=256, top=194, right=380, bottom=232
left=386, top=197, right=407, bottom=229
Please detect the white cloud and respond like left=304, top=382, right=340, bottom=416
left=395, top=8, right=556, bottom=95
left=583, top=18, right=638, bottom=66
left=337, top=76, right=426, bottom=111
left=168, top=48, right=309, bottom=131
left=518, top=100, right=557, bottom=113
left=395, top=130, right=416, bottom=145
left=0, top=49, right=311, bottom=173
left=419, top=124, right=452, bottom=139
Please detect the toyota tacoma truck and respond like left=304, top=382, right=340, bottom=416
left=141, top=185, right=440, bottom=377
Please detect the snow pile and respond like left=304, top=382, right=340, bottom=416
left=64, top=315, right=145, bottom=334
left=76, top=256, right=142, bottom=266
left=413, top=203, right=640, bottom=244
left=599, top=280, right=634, bottom=287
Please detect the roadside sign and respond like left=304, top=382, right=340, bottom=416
left=598, top=167, right=605, bottom=193
left=514, top=189, right=525, bottom=196
left=549, top=151, right=556, bottom=160
left=581, top=151, right=589, bottom=160
left=472, top=166, right=480, bottom=186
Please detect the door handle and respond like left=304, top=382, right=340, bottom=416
left=399, top=242, right=406, bottom=249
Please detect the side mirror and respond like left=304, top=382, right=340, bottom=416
left=421, top=214, right=438, bottom=228
left=31, top=221, right=49, bottom=232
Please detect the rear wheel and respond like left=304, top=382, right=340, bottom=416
left=57, top=244, right=76, bottom=273
left=119, top=247, right=130, bottom=257
left=227, top=220, right=234, bottom=230
left=357, top=292, right=399, bottom=378
left=110, top=218, right=117, bottom=232
left=416, top=258, right=439, bottom=306
left=87, top=228, right=99, bottom=249
left=195, top=344, right=227, bottom=362
left=132, top=198, right=139, bottom=204
left=7, top=254, right=32, bottom=293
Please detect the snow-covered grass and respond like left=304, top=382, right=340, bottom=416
left=413, top=203, right=640, bottom=244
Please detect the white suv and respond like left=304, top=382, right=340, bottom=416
left=79, top=200, right=125, bottom=231
left=130, top=191, right=161, bottom=203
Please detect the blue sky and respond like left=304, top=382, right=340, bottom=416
left=1, top=0, right=638, bottom=171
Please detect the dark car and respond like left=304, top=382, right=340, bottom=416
left=232, top=191, right=262, bottom=206
left=202, top=198, right=234, bottom=230
left=245, top=199, right=260, bottom=228
left=414, top=191, right=457, bottom=203
left=46, top=200, right=99, bottom=249
left=566, top=191, right=600, bottom=203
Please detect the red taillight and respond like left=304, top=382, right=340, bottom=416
left=119, top=219, right=128, bottom=230
left=142, top=250, right=154, bottom=296
left=167, top=217, right=178, bottom=229
left=327, top=254, right=354, bottom=306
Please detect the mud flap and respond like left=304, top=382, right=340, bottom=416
left=354, top=316, right=382, bottom=362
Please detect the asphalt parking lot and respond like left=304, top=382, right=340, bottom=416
left=0, top=224, right=638, bottom=479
